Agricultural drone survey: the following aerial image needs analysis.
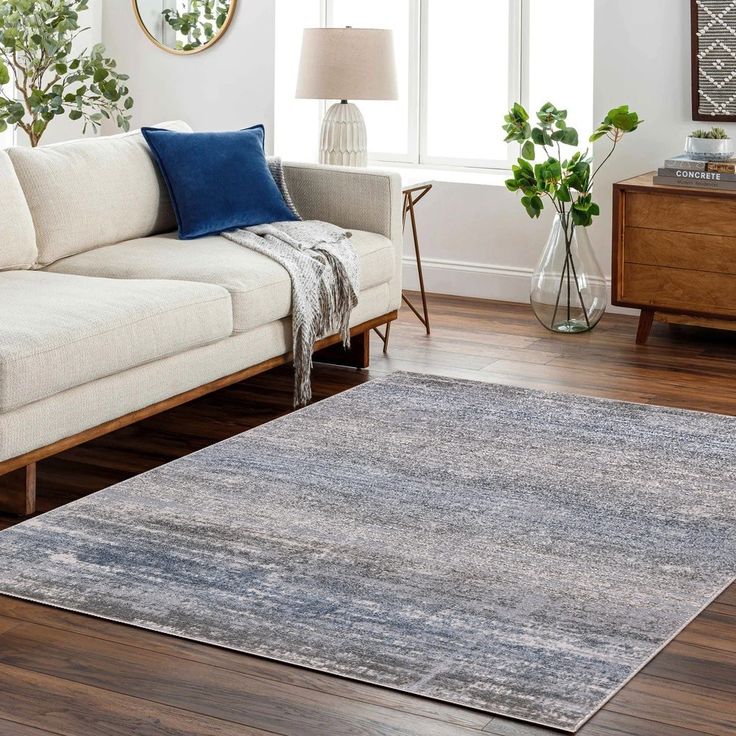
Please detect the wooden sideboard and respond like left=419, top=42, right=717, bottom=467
left=612, top=173, right=736, bottom=344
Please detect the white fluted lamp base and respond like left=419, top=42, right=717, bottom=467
left=319, top=102, right=367, bottom=167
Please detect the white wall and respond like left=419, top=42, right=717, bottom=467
left=400, top=179, right=555, bottom=302
left=23, top=1, right=275, bottom=148
left=589, top=0, right=702, bottom=276
left=404, top=0, right=720, bottom=308
left=100, top=0, right=276, bottom=150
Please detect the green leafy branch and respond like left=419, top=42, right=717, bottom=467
left=0, top=0, right=133, bottom=146
left=502, top=102, right=642, bottom=227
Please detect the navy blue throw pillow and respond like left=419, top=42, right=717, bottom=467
left=141, top=124, right=298, bottom=239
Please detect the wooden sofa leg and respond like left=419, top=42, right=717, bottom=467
left=0, top=463, right=37, bottom=516
left=314, top=330, right=370, bottom=369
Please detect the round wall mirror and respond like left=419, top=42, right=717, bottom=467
left=133, top=0, right=237, bottom=55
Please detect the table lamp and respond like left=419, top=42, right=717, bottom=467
left=296, top=27, right=398, bottom=167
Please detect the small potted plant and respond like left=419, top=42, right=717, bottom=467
left=685, top=127, right=734, bottom=161
left=503, top=103, right=642, bottom=334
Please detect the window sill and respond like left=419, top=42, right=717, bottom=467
left=371, top=163, right=511, bottom=188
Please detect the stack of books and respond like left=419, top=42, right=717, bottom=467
left=655, top=154, right=736, bottom=190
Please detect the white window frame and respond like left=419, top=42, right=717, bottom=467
left=320, top=0, right=529, bottom=172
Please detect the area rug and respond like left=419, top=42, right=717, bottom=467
left=0, top=373, right=734, bottom=732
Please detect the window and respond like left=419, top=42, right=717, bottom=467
left=275, top=0, right=593, bottom=171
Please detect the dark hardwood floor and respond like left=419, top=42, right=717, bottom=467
left=1, top=293, right=735, bottom=736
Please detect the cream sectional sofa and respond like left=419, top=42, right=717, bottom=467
left=0, top=121, right=402, bottom=515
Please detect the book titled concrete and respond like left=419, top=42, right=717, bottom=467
left=658, top=167, right=736, bottom=182
left=654, top=174, right=736, bottom=190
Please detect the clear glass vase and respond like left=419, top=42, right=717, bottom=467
left=530, top=215, right=607, bottom=334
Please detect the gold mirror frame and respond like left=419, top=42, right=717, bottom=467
left=133, top=0, right=237, bottom=56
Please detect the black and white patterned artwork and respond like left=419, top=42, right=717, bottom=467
left=692, top=0, right=736, bottom=121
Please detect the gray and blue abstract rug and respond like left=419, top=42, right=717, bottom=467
left=0, top=372, right=734, bottom=732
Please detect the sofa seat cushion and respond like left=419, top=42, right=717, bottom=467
left=0, top=271, right=232, bottom=412
left=45, top=229, right=395, bottom=333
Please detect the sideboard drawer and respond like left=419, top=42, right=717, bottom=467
left=622, top=263, right=736, bottom=315
left=626, top=191, right=736, bottom=236
left=624, top=227, right=736, bottom=274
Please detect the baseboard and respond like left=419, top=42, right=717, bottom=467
left=402, top=256, right=639, bottom=316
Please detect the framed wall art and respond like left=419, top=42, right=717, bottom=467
left=691, top=0, right=736, bottom=121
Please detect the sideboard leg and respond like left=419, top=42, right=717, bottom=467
left=0, top=463, right=37, bottom=516
left=636, top=309, right=655, bottom=345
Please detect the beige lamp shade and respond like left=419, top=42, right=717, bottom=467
left=296, top=28, right=398, bottom=101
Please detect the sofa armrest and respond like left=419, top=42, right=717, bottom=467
left=283, top=162, right=403, bottom=311
left=283, top=162, right=402, bottom=239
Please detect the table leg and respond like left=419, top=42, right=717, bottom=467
left=372, top=321, right=391, bottom=353
left=400, top=185, right=432, bottom=336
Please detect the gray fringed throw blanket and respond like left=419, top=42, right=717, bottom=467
left=222, top=160, right=359, bottom=406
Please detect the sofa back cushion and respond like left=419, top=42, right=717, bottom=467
left=0, top=150, right=37, bottom=270
left=8, top=120, right=191, bottom=266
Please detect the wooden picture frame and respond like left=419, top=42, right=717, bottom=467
left=691, top=0, right=736, bottom=121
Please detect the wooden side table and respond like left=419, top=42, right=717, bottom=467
left=612, top=173, right=736, bottom=344
left=374, top=182, right=432, bottom=352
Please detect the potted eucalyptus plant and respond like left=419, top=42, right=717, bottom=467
left=0, top=0, right=133, bottom=146
left=502, top=103, right=641, bottom=334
